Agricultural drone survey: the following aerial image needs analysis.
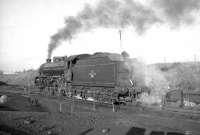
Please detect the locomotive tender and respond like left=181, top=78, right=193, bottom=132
left=35, top=52, right=146, bottom=103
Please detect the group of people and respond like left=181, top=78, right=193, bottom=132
left=34, top=67, right=74, bottom=96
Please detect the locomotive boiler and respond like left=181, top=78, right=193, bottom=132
left=35, top=52, right=146, bottom=103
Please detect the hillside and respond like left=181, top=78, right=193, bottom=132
left=155, top=62, right=200, bottom=91
left=0, top=69, right=38, bottom=86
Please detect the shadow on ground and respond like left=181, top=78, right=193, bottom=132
left=0, top=124, right=32, bottom=135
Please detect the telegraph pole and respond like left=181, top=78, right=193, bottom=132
left=119, top=30, right=122, bottom=51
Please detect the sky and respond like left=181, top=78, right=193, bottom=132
left=0, top=0, right=200, bottom=74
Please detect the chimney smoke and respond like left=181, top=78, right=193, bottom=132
left=47, top=0, right=200, bottom=58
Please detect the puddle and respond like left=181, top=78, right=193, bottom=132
left=167, top=132, right=184, bottom=135
left=150, top=131, right=165, bottom=135
left=78, top=128, right=94, bottom=135
left=126, top=127, right=185, bottom=135
left=126, top=127, right=146, bottom=135
left=0, top=105, right=17, bottom=111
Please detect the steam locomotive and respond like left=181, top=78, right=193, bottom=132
left=35, top=52, right=147, bottom=103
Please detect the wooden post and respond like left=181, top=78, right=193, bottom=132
left=162, top=95, right=166, bottom=109
left=180, top=90, right=184, bottom=108
left=49, top=87, right=51, bottom=96
left=112, top=101, right=115, bottom=112
left=59, top=102, right=62, bottom=113
left=111, top=93, right=116, bottom=112
left=23, top=86, right=27, bottom=95
left=71, top=96, right=74, bottom=114
left=93, top=91, right=96, bottom=111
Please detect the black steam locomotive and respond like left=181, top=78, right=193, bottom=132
left=35, top=52, right=146, bottom=103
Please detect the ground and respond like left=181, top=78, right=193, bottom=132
left=0, top=85, right=200, bottom=135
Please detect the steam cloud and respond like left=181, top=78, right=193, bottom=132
left=48, top=0, right=200, bottom=58
left=131, top=60, right=169, bottom=105
left=140, top=65, right=169, bottom=105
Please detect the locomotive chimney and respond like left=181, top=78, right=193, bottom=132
left=46, top=58, right=51, bottom=63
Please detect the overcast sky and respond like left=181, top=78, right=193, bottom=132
left=0, top=0, right=200, bottom=73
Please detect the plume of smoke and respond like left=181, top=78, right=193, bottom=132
left=47, top=0, right=160, bottom=58
left=48, top=0, right=200, bottom=58
left=48, top=17, right=82, bottom=58
left=152, top=0, right=200, bottom=26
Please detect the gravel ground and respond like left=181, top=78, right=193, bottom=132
left=0, top=85, right=200, bottom=135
